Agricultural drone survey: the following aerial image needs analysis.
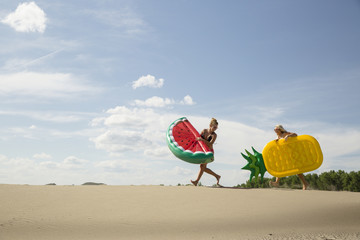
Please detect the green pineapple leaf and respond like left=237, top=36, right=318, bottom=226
left=241, top=147, right=267, bottom=183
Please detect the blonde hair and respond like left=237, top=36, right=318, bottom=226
left=274, top=124, right=287, bottom=133
left=210, top=118, right=218, bottom=127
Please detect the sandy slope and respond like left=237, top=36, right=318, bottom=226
left=0, top=184, right=359, bottom=240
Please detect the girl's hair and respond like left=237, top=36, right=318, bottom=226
left=210, top=118, right=218, bottom=126
left=274, top=124, right=287, bottom=133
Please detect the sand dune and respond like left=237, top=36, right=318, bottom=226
left=0, top=184, right=359, bottom=239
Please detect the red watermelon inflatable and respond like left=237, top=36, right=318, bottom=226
left=166, top=117, right=214, bottom=164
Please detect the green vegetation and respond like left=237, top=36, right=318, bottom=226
left=82, top=182, right=106, bottom=185
left=236, top=170, right=360, bottom=192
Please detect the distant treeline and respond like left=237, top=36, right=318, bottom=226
left=237, top=170, right=360, bottom=192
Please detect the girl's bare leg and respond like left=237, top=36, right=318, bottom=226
left=297, top=174, right=309, bottom=190
left=203, top=167, right=221, bottom=185
left=269, top=177, right=280, bottom=187
left=191, top=164, right=221, bottom=186
left=191, top=164, right=206, bottom=186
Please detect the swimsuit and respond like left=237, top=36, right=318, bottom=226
left=201, top=134, right=214, bottom=153
left=201, top=134, right=212, bottom=142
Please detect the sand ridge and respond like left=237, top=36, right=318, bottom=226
left=0, top=184, right=359, bottom=239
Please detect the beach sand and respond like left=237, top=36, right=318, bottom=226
left=0, top=184, right=359, bottom=240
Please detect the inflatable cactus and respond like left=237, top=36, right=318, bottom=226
left=241, top=147, right=267, bottom=183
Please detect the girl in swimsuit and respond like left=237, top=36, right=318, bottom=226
left=269, top=125, right=309, bottom=190
left=191, top=118, right=222, bottom=187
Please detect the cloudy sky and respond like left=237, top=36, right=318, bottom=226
left=0, top=0, right=359, bottom=186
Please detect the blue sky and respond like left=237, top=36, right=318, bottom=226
left=0, top=0, right=359, bottom=186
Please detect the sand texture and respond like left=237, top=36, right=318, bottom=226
left=0, top=184, right=359, bottom=240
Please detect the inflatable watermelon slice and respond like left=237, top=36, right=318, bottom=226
left=166, top=117, right=214, bottom=164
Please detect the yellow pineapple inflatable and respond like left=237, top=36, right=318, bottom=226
left=262, top=135, right=323, bottom=177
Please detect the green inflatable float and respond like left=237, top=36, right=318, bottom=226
left=241, top=147, right=267, bottom=183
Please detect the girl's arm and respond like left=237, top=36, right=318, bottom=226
left=197, top=131, right=217, bottom=148
left=202, top=133, right=216, bottom=148
left=197, top=129, right=206, bottom=141
left=209, top=133, right=217, bottom=145
left=284, top=132, right=297, bottom=141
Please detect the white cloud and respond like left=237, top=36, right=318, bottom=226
left=63, top=156, right=88, bottom=169
left=133, top=96, right=175, bottom=108
left=40, top=156, right=88, bottom=170
left=132, top=95, right=195, bottom=108
left=0, top=110, right=95, bottom=123
left=93, top=129, right=152, bottom=154
left=1, top=2, right=47, bottom=33
left=84, top=7, right=147, bottom=37
left=33, top=152, right=52, bottom=160
left=160, top=166, right=193, bottom=177
left=144, top=147, right=169, bottom=158
left=95, top=159, right=147, bottom=173
left=104, top=106, right=155, bottom=128
left=96, top=160, right=127, bottom=171
left=311, top=129, right=360, bottom=171
left=0, top=72, right=100, bottom=99
left=91, top=106, right=178, bottom=157
left=0, top=154, right=94, bottom=184
left=132, top=75, right=164, bottom=89
left=180, top=95, right=195, bottom=105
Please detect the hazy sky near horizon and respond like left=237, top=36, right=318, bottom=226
left=0, top=0, right=360, bottom=186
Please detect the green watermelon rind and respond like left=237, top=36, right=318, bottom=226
left=166, top=117, right=214, bottom=164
